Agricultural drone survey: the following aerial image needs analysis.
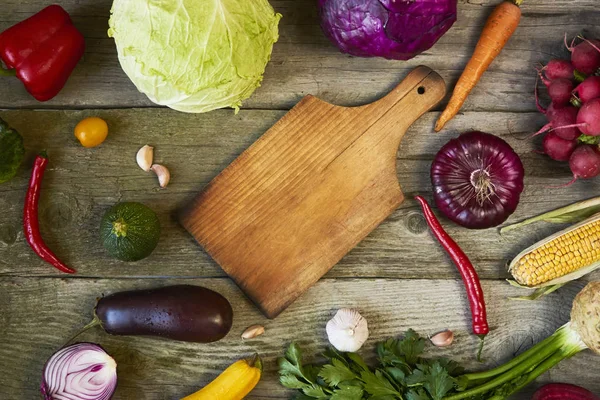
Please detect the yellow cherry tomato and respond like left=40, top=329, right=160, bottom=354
left=74, top=117, right=108, bottom=148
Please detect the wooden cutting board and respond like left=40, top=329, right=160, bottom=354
left=180, top=66, right=446, bottom=318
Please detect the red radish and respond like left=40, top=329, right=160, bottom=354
left=552, top=106, right=581, bottom=140
left=576, top=98, right=600, bottom=136
left=535, top=74, right=549, bottom=114
left=567, top=144, right=600, bottom=184
left=542, top=132, right=577, bottom=161
left=544, top=59, right=575, bottom=80
left=532, top=383, right=600, bottom=400
left=573, top=76, right=600, bottom=103
left=534, top=74, right=567, bottom=119
left=546, top=103, right=564, bottom=121
left=571, top=39, right=600, bottom=75
left=548, top=78, right=574, bottom=106
left=533, top=106, right=581, bottom=140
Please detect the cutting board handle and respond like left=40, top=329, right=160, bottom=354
left=357, top=66, right=446, bottom=150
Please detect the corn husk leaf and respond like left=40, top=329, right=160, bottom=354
left=508, top=213, right=600, bottom=290
left=507, top=282, right=566, bottom=301
left=500, top=197, right=600, bottom=234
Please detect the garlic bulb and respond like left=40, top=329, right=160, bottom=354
left=136, top=145, right=154, bottom=172
left=326, top=308, right=368, bottom=352
left=151, top=164, right=170, bottom=188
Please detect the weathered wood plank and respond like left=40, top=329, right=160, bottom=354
left=0, top=277, right=597, bottom=399
left=1, top=109, right=600, bottom=281
left=0, top=0, right=597, bottom=111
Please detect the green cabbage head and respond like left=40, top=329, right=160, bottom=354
left=108, top=0, right=281, bottom=113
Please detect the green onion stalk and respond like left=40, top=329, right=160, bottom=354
left=445, top=281, right=600, bottom=399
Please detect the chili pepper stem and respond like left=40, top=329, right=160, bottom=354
left=0, top=67, right=16, bottom=76
left=476, top=335, right=486, bottom=362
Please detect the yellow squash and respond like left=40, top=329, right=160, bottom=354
left=181, top=355, right=262, bottom=400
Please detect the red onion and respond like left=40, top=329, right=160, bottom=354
left=41, top=342, right=117, bottom=400
left=431, top=131, right=524, bottom=229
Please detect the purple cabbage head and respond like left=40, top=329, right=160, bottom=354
left=319, top=0, right=458, bottom=60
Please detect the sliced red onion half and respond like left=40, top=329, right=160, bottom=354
left=431, top=131, right=524, bottom=229
left=41, top=342, right=117, bottom=400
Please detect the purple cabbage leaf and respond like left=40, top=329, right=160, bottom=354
left=319, top=0, right=458, bottom=60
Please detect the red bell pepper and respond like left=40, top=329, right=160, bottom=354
left=0, top=5, right=85, bottom=101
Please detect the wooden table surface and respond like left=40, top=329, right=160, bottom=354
left=1, top=0, right=599, bottom=399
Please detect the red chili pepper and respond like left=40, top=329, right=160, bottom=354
left=415, top=195, right=488, bottom=360
left=24, top=152, right=76, bottom=274
left=0, top=5, right=85, bottom=101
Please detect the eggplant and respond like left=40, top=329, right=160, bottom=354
left=91, top=285, right=233, bottom=343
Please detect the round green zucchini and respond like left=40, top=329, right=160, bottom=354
left=100, top=202, right=160, bottom=261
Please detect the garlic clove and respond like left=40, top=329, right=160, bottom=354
left=430, top=330, right=454, bottom=347
left=326, top=308, right=368, bottom=352
left=151, top=164, right=170, bottom=188
left=136, top=145, right=154, bottom=172
left=241, top=325, right=265, bottom=339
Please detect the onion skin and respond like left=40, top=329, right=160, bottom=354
left=41, top=342, right=117, bottom=400
left=431, top=131, right=524, bottom=229
left=532, top=383, right=600, bottom=400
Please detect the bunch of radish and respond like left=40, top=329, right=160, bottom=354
left=536, top=36, right=600, bottom=185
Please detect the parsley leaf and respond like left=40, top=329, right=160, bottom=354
left=305, top=364, right=321, bottom=383
left=323, top=347, right=348, bottom=364
left=281, top=374, right=309, bottom=390
left=406, top=367, right=427, bottom=386
left=278, top=342, right=306, bottom=379
left=278, top=332, right=468, bottom=400
left=398, top=329, right=426, bottom=366
left=295, top=395, right=316, bottom=400
left=377, top=330, right=425, bottom=370
left=302, top=384, right=330, bottom=398
left=319, top=358, right=357, bottom=387
left=421, top=362, right=457, bottom=400
left=420, top=357, right=464, bottom=377
left=406, top=388, right=431, bottom=400
left=361, top=370, right=402, bottom=397
left=330, top=385, right=364, bottom=400
left=347, top=352, right=369, bottom=372
left=286, top=342, right=304, bottom=366
left=279, top=357, right=305, bottom=379
left=384, top=366, right=406, bottom=383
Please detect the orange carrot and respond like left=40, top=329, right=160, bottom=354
left=435, top=0, right=523, bottom=132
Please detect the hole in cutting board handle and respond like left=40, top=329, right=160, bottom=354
left=417, top=86, right=426, bottom=94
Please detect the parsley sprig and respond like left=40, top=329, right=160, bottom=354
left=278, top=330, right=464, bottom=400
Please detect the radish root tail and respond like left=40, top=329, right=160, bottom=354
left=531, top=122, right=553, bottom=137
left=578, top=35, right=600, bottom=54
left=535, top=73, right=547, bottom=114
left=547, top=175, right=578, bottom=189
left=565, top=33, right=576, bottom=52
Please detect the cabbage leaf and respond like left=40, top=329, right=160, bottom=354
left=108, top=0, right=281, bottom=113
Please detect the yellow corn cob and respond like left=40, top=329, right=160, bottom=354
left=509, top=214, right=600, bottom=287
